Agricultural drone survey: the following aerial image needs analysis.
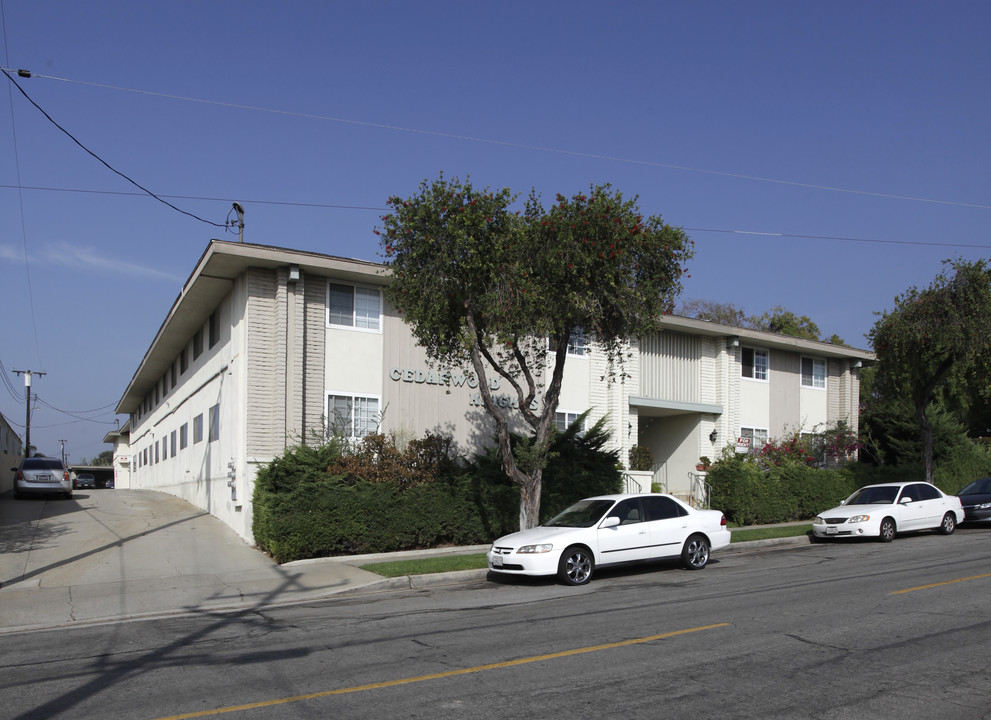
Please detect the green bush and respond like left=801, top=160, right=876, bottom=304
left=252, top=419, right=622, bottom=563
left=707, top=454, right=858, bottom=525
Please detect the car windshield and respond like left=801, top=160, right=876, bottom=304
left=22, top=458, right=64, bottom=471
left=544, top=500, right=616, bottom=528
left=845, top=486, right=899, bottom=505
left=958, top=478, right=991, bottom=496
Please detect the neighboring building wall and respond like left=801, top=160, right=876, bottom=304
left=1, top=413, right=23, bottom=493
left=113, top=437, right=131, bottom=488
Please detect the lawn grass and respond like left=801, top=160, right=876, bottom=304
left=729, top=524, right=812, bottom=542
left=359, top=554, right=489, bottom=577
left=359, top=524, right=813, bottom=577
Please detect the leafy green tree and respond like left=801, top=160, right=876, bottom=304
left=752, top=305, right=821, bottom=340
left=679, top=299, right=749, bottom=327
left=679, top=300, right=833, bottom=342
left=379, top=175, right=692, bottom=529
left=869, top=259, right=991, bottom=483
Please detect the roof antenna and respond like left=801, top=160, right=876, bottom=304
left=228, top=202, right=245, bottom=242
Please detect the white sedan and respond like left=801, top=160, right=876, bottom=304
left=487, top=493, right=731, bottom=585
left=811, top=481, right=963, bottom=542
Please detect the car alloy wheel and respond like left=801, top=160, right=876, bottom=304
left=938, top=512, right=956, bottom=535
left=558, top=545, right=593, bottom=586
left=681, top=534, right=710, bottom=570
left=878, top=517, right=896, bottom=543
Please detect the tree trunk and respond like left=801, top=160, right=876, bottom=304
left=518, top=473, right=542, bottom=531
left=917, top=403, right=935, bottom=484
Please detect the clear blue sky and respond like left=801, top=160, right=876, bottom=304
left=1, top=1, right=988, bottom=462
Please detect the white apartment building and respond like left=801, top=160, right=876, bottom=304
left=111, top=240, right=874, bottom=543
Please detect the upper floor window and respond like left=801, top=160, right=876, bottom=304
left=209, top=311, right=220, bottom=348
left=193, top=328, right=204, bottom=360
left=801, top=357, right=826, bottom=389
left=742, top=347, right=768, bottom=381
left=328, top=283, right=381, bottom=331
left=549, top=328, right=587, bottom=358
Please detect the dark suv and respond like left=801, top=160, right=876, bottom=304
left=12, top=457, right=73, bottom=499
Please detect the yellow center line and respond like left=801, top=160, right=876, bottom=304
left=151, top=622, right=730, bottom=720
left=891, top=572, right=991, bottom=595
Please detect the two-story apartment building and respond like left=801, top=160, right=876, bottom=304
left=111, top=240, right=873, bottom=543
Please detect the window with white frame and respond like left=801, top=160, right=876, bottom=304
left=801, top=357, right=826, bottom=389
left=549, top=328, right=587, bottom=357
left=327, top=283, right=381, bottom=331
left=327, top=394, right=380, bottom=438
left=554, top=411, right=586, bottom=435
left=741, top=347, right=768, bottom=381
left=740, top=427, right=769, bottom=450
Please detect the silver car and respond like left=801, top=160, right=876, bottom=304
left=12, top=457, right=73, bottom=499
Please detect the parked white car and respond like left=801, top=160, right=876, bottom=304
left=487, top=493, right=731, bottom=585
left=812, top=482, right=963, bottom=542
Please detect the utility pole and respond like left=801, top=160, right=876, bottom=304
left=13, top=369, right=45, bottom=457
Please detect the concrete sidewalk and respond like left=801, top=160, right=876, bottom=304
left=0, top=489, right=810, bottom=635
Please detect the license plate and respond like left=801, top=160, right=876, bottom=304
left=826, top=526, right=838, bottom=535
left=492, top=555, right=503, bottom=567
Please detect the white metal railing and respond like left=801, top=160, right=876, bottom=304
left=687, top=471, right=712, bottom=509
left=622, top=465, right=666, bottom=494
left=621, top=473, right=642, bottom=494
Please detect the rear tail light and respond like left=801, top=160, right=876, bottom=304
left=63, top=471, right=70, bottom=482
left=720, top=514, right=727, bottom=526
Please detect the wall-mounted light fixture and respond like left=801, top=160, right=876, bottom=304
left=728, top=337, right=740, bottom=348
left=709, top=429, right=717, bottom=443
left=288, top=264, right=300, bottom=283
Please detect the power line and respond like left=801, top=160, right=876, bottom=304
left=1, top=181, right=988, bottom=251
left=4, top=67, right=990, bottom=212
left=682, top=227, right=991, bottom=250
left=1, top=67, right=226, bottom=228
left=0, top=183, right=384, bottom=211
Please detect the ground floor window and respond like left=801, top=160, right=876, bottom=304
left=555, top=411, right=587, bottom=435
left=327, top=394, right=381, bottom=438
left=740, top=426, right=769, bottom=450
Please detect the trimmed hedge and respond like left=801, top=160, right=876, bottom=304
left=707, top=458, right=859, bottom=525
left=252, top=421, right=622, bottom=563
left=708, top=438, right=991, bottom=526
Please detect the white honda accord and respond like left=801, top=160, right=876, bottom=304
left=487, top=493, right=731, bottom=585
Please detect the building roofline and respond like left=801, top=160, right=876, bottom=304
left=115, top=240, right=388, bottom=414
left=655, top=314, right=875, bottom=361
left=116, top=239, right=874, bottom=415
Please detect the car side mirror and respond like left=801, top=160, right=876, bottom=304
left=899, top=497, right=913, bottom=505
left=600, top=516, right=621, bottom=529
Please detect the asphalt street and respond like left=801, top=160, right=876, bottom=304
left=2, top=517, right=989, bottom=720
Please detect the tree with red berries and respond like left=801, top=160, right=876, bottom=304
left=378, top=174, right=692, bottom=529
